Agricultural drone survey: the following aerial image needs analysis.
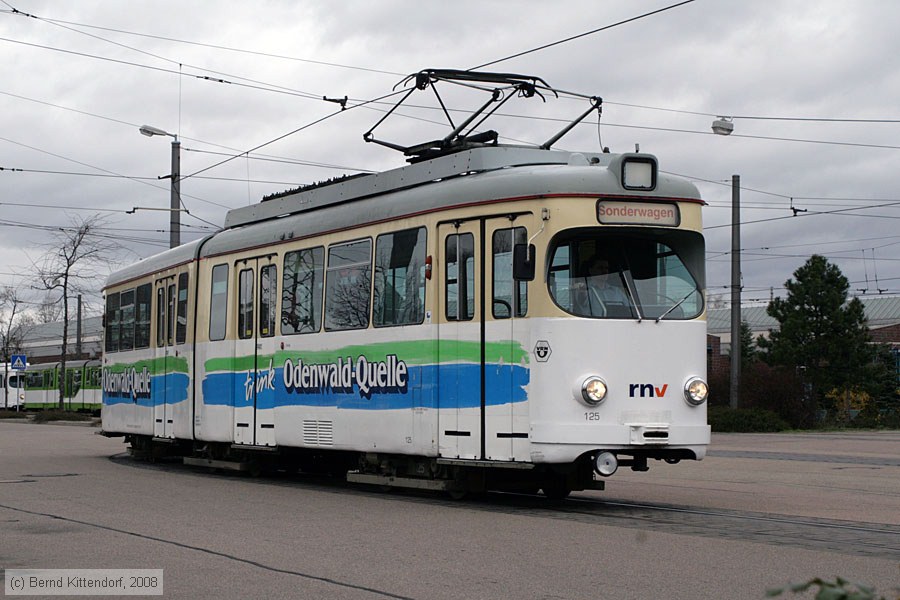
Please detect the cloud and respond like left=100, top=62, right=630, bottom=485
left=1, top=0, right=898, bottom=311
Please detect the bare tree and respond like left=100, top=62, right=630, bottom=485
left=35, top=292, right=63, bottom=324
left=35, top=215, right=116, bottom=410
left=1, top=286, right=34, bottom=409
left=0, top=286, right=31, bottom=408
left=0, top=286, right=31, bottom=359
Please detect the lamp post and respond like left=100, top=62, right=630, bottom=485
left=139, top=125, right=181, bottom=249
left=712, top=117, right=740, bottom=409
left=728, top=174, right=741, bottom=410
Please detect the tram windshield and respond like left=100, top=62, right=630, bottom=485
left=548, top=229, right=705, bottom=320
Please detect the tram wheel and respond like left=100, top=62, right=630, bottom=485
left=447, top=489, right=468, bottom=501
left=541, top=476, right=572, bottom=501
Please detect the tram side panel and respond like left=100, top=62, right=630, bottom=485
left=24, top=365, right=56, bottom=410
left=103, top=267, right=195, bottom=439
left=275, top=326, right=434, bottom=455
left=194, top=261, right=233, bottom=442
left=102, top=281, right=157, bottom=436
left=196, top=228, right=440, bottom=455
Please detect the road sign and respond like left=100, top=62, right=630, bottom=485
left=10, top=354, right=26, bottom=371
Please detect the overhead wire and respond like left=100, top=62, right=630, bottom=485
left=2, top=1, right=899, bottom=297
left=6, top=5, right=900, bottom=162
left=0, top=134, right=229, bottom=209
left=0, top=165, right=311, bottom=189
left=470, top=0, right=697, bottom=70
left=11, top=5, right=900, bottom=126
left=182, top=87, right=410, bottom=180
left=0, top=7, right=404, bottom=77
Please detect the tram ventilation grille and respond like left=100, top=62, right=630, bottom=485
left=303, top=420, right=334, bottom=446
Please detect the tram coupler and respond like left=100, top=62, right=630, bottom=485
left=617, top=455, right=649, bottom=472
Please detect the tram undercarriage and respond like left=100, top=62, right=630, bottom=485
left=113, top=433, right=699, bottom=500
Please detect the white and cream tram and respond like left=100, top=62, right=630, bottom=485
left=102, top=72, right=709, bottom=498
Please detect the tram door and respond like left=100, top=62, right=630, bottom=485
left=232, top=255, right=278, bottom=446
left=485, top=221, right=531, bottom=462
left=154, top=276, right=176, bottom=438
left=437, top=216, right=531, bottom=461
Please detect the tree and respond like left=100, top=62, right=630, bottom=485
left=0, top=286, right=31, bottom=360
left=1, top=286, right=33, bottom=410
left=736, top=320, right=757, bottom=369
left=757, top=255, right=877, bottom=418
left=35, top=215, right=115, bottom=410
left=35, top=292, right=64, bottom=324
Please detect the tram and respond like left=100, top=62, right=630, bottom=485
left=101, top=71, right=709, bottom=497
left=1, top=364, right=25, bottom=409
left=14, top=361, right=102, bottom=412
left=1, top=361, right=102, bottom=413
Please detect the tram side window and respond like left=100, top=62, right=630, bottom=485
left=209, top=264, right=229, bottom=341
left=324, top=239, right=372, bottom=331
left=166, top=283, right=176, bottom=346
left=26, top=371, right=43, bottom=389
left=119, top=289, right=135, bottom=351
left=105, top=293, right=120, bottom=353
left=88, top=367, right=101, bottom=388
left=446, top=233, right=475, bottom=321
left=176, top=273, right=189, bottom=344
left=258, top=265, right=276, bottom=338
left=374, top=227, right=426, bottom=327
left=492, top=227, right=527, bottom=319
left=135, top=284, right=152, bottom=349
left=69, top=368, right=82, bottom=396
left=156, top=286, right=166, bottom=347
left=238, top=268, right=254, bottom=339
left=282, top=247, right=324, bottom=335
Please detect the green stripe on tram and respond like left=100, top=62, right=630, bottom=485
left=104, top=356, right=189, bottom=375
left=204, top=340, right=529, bottom=373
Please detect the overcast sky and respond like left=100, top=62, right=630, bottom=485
left=2, top=0, right=898, bottom=316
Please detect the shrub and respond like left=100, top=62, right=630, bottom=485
left=0, top=409, right=29, bottom=419
left=766, top=576, right=888, bottom=599
left=31, top=410, right=94, bottom=423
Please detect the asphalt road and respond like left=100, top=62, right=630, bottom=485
left=0, top=421, right=897, bottom=599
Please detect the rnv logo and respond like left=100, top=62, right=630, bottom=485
left=629, top=383, right=668, bottom=398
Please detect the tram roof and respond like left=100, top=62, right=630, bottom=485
left=106, top=146, right=701, bottom=289
left=222, top=146, right=699, bottom=229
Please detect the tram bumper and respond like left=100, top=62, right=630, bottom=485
left=529, top=422, right=711, bottom=464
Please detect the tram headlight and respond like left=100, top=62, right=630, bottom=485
left=581, top=376, right=608, bottom=405
left=684, top=377, right=709, bottom=406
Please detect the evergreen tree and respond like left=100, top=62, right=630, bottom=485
left=757, top=255, right=874, bottom=416
left=737, top=320, right=757, bottom=368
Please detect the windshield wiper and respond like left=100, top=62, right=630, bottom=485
left=621, top=271, right=643, bottom=323
left=655, top=289, right=698, bottom=323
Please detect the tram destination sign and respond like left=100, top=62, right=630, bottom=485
left=597, top=200, right=680, bottom=227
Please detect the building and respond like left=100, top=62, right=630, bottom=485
left=18, top=316, right=103, bottom=364
left=708, top=296, right=900, bottom=377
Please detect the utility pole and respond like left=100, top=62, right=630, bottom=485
left=139, top=125, right=181, bottom=248
left=76, top=294, right=83, bottom=358
left=170, top=137, right=181, bottom=248
left=3, top=346, right=7, bottom=410
left=730, top=174, right=741, bottom=409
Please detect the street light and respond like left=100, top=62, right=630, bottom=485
left=711, top=116, right=734, bottom=136
left=712, top=117, right=741, bottom=409
left=139, top=124, right=181, bottom=248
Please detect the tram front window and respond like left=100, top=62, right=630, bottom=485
left=548, top=229, right=704, bottom=320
